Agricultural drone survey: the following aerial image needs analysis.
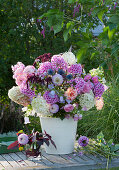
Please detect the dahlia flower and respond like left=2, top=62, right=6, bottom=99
left=43, top=91, right=59, bottom=104
left=68, top=64, right=82, bottom=76
left=51, top=55, right=67, bottom=71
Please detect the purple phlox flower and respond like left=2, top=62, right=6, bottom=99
left=18, top=134, right=29, bottom=145
left=78, top=136, right=89, bottom=147
left=82, top=106, right=88, bottom=111
left=74, top=114, right=79, bottom=121
left=51, top=55, right=68, bottom=71
left=93, top=82, right=104, bottom=98
left=68, top=64, right=82, bottom=76
left=114, top=2, right=117, bottom=10
left=78, top=114, right=82, bottom=120
left=49, top=104, right=59, bottom=113
left=43, top=91, right=59, bottom=104
left=92, top=76, right=99, bottom=85
left=41, top=27, right=45, bottom=38
left=74, top=78, right=85, bottom=94
left=84, top=74, right=92, bottom=81
left=60, top=96, right=65, bottom=103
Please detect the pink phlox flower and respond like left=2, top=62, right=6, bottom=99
left=15, top=73, right=27, bottom=86
left=82, top=82, right=91, bottom=93
left=11, top=62, right=25, bottom=72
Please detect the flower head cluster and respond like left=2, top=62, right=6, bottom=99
left=9, top=51, right=105, bottom=119
left=78, top=136, right=89, bottom=147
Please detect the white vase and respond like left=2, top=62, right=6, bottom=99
left=40, top=117, right=77, bottom=155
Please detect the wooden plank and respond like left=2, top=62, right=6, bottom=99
left=15, top=152, right=37, bottom=167
left=2, top=153, right=20, bottom=168
left=0, top=162, right=4, bottom=169
left=9, top=152, right=28, bottom=168
left=0, top=154, right=12, bottom=168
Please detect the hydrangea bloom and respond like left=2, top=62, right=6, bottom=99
left=79, top=90, right=95, bottom=111
left=43, top=91, right=59, bottom=104
left=61, top=52, right=77, bottom=65
left=8, top=86, right=31, bottom=106
left=31, top=97, right=50, bottom=116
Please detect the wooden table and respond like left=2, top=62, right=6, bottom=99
left=0, top=149, right=119, bottom=170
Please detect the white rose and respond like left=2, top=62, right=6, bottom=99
left=61, top=52, right=77, bottom=65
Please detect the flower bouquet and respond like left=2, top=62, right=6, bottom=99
left=8, top=51, right=106, bottom=154
left=7, top=130, right=56, bottom=159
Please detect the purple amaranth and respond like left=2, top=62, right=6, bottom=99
left=51, top=55, right=68, bottom=71
left=78, top=136, right=89, bottom=147
left=93, top=82, right=104, bottom=98
left=43, top=91, right=59, bottom=104
left=41, top=27, right=45, bottom=38
left=68, top=64, right=82, bottom=76
left=33, top=53, right=52, bottom=66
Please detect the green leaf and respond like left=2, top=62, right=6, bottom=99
left=97, top=132, right=104, bottom=140
left=68, top=0, right=78, bottom=3
left=97, top=10, right=105, bottom=22
left=108, top=28, right=115, bottom=40
left=109, top=15, right=119, bottom=24
left=76, top=48, right=87, bottom=63
left=113, top=144, right=119, bottom=152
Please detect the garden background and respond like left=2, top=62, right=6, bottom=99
left=0, top=0, right=119, bottom=142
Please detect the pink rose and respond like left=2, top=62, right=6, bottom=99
left=64, top=104, right=74, bottom=112
left=65, top=87, right=77, bottom=101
